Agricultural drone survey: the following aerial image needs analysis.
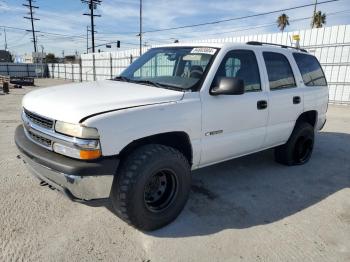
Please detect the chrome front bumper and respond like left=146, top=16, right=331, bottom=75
left=15, top=124, right=118, bottom=201
left=22, top=154, right=114, bottom=200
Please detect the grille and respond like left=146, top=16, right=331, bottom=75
left=28, top=130, right=52, bottom=148
left=24, top=109, right=54, bottom=129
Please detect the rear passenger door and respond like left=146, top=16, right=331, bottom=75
left=262, top=51, right=303, bottom=148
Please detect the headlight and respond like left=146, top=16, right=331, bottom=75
left=54, top=121, right=101, bottom=159
left=55, top=121, right=99, bottom=139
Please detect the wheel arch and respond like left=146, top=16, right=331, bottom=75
left=118, top=131, right=193, bottom=166
left=296, top=110, right=318, bottom=128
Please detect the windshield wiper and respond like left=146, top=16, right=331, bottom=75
left=113, top=77, right=183, bottom=91
left=113, top=77, right=160, bottom=87
left=113, top=76, right=130, bottom=82
left=130, top=79, right=164, bottom=88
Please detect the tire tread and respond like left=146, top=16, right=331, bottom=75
left=274, top=121, right=314, bottom=166
left=111, top=144, right=190, bottom=229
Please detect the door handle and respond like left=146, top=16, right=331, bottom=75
left=257, top=100, right=268, bottom=110
left=293, top=96, right=301, bottom=104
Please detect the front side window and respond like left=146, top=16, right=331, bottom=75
left=120, top=47, right=218, bottom=90
left=213, top=50, right=261, bottom=92
left=293, top=53, right=327, bottom=86
left=263, top=52, right=296, bottom=90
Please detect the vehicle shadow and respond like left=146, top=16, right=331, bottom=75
left=146, top=131, right=350, bottom=237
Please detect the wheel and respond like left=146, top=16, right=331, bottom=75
left=274, top=122, right=315, bottom=166
left=111, top=144, right=191, bottom=231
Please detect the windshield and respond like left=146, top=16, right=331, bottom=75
left=119, top=47, right=218, bottom=90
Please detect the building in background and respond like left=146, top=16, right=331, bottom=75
left=23, top=52, right=46, bottom=63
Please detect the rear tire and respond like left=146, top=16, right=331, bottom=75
left=111, top=144, right=191, bottom=231
left=274, top=122, right=315, bottom=166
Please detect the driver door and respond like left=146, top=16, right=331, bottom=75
left=199, top=49, right=269, bottom=166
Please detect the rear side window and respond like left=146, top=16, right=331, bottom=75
left=263, top=52, right=296, bottom=90
left=293, top=53, right=327, bottom=86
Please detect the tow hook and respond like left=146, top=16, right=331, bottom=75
left=39, top=180, right=56, bottom=190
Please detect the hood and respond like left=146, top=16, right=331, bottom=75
left=22, top=80, right=184, bottom=123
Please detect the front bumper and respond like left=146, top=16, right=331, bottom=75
left=15, top=125, right=119, bottom=201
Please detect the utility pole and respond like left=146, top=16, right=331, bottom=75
left=3, top=28, right=7, bottom=50
left=90, top=1, right=95, bottom=53
left=86, top=26, right=97, bottom=53
left=86, top=26, right=89, bottom=54
left=23, top=0, right=39, bottom=53
left=82, top=0, right=101, bottom=53
left=40, top=45, right=44, bottom=77
left=139, top=0, right=142, bottom=56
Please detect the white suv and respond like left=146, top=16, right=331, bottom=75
left=15, top=42, right=328, bottom=230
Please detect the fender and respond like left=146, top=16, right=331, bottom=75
left=82, top=93, right=202, bottom=166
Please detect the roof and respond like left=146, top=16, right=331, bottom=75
left=155, top=42, right=308, bottom=54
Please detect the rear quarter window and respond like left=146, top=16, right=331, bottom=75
left=293, top=53, right=327, bottom=86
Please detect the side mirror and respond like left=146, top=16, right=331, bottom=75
left=210, top=77, right=245, bottom=96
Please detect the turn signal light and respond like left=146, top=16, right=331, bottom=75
left=79, top=149, right=101, bottom=160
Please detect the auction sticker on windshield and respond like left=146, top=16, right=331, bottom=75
left=190, top=47, right=217, bottom=55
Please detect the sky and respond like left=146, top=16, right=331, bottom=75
left=0, top=0, right=350, bottom=56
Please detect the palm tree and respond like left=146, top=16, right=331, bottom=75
left=277, top=13, right=290, bottom=32
left=311, top=11, right=326, bottom=28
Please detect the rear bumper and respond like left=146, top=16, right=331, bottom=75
left=15, top=125, right=119, bottom=200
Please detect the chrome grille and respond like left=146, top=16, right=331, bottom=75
left=27, top=130, right=52, bottom=148
left=24, top=109, right=54, bottom=129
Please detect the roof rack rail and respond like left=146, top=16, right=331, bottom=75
left=246, top=41, right=307, bottom=53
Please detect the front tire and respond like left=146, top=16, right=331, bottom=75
left=274, top=122, right=315, bottom=166
left=111, top=144, right=191, bottom=231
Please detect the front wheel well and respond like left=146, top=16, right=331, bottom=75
left=118, top=132, right=193, bottom=166
left=296, top=110, right=318, bottom=127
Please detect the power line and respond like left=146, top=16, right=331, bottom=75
left=23, top=0, right=39, bottom=52
left=0, top=25, right=109, bottom=42
left=93, top=0, right=341, bottom=37
left=191, top=9, right=350, bottom=38
left=5, top=31, right=29, bottom=46
left=141, top=0, right=340, bottom=34
left=144, top=9, right=350, bottom=43
left=0, top=25, right=141, bottom=51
